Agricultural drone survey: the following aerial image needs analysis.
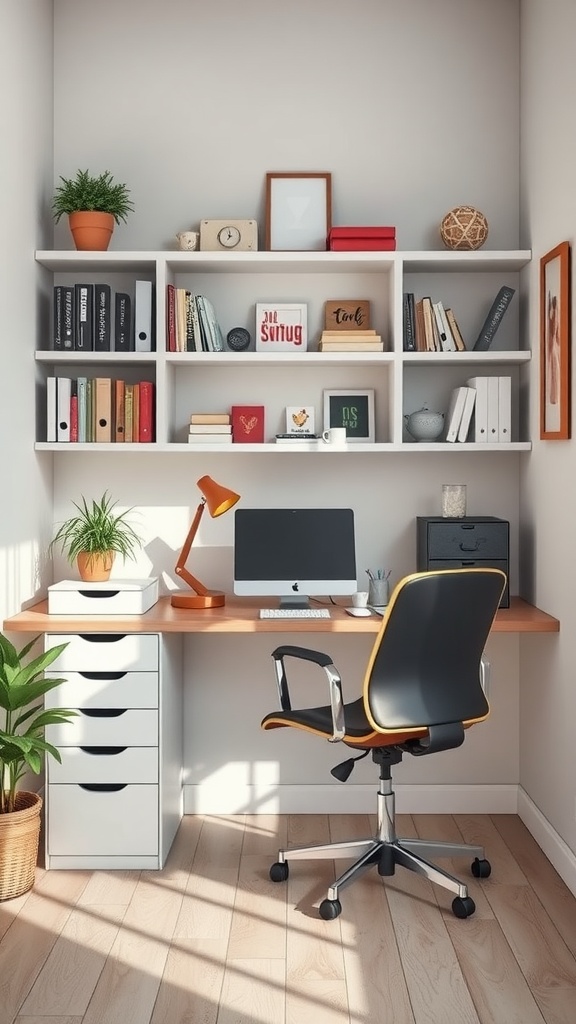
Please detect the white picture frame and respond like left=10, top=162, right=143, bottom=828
left=265, top=172, right=332, bottom=251
left=255, top=302, right=307, bottom=352
left=323, top=389, right=375, bottom=443
left=285, top=405, right=315, bottom=434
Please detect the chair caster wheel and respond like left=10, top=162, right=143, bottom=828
left=319, top=898, right=342, bottom=920
left=471, top=857, right=491, bottom=878
left=452, top=895, right=476, bottom=918
left=269, top=861, right=289, bottom=883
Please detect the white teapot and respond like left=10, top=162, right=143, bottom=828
left=404, top=405, right=444, bottom=442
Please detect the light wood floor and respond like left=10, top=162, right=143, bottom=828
left=1, top=813, right=576, bottom=1024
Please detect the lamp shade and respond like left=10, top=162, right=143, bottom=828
left=197, top=475, right=240, bottom=518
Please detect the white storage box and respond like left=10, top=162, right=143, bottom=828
left=47, top=578, right=159, bottom=615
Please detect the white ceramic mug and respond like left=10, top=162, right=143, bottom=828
left=176, top=230, right=199, bottom=251
left=321, top=427, right=347, bottom=449
left=352, top=591, right=369, bottom=609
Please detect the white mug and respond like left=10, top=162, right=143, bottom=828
left=176, top=230, right=199, bottom=251
left=322, top=427, right=347, bottom=449
left=352, top=591, right=369, bottom=609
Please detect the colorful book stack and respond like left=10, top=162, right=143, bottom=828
left=188, top=412, right=232, bottom=444
left=46, top=376, right=154, bottom=443
left=166, top=287, right=225, bottom=352
left=318, top=330, right=383, bottom=352
left=404, top=294, right=466, bottom=353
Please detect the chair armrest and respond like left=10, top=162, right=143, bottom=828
left=480, top=654, right=490, bottom=696
left=271, top=645, right=345, bottom=742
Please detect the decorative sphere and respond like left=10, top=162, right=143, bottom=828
left=440, top=206, right=489, bottom=251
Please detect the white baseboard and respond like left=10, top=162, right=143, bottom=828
left=518, top=788, right=576, bottom=898
left=183, top=783, right=518, bottom=816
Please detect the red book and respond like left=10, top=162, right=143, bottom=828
left=328, top=226, right=396, bottom=251
left=166, top=284, right=176, bottom=352
left=231, top=404, right=265, bottom=443
left=138, top=380, right=155, bottom=442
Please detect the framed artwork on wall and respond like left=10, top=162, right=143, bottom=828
left=540, top=241, right=571, bottom=440
left=323, top=389, right=375, bottom=442
left=265, top=172, right=332, bottom=251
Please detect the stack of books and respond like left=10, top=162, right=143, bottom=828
left=403, top=293, right=466, bottom=353
left=275, top=433, right=321, bottom=446
left=318, top=330, right=383, bottom=352
left=188, top=412, right=232, bottom=444
left=166, top=288, right=225, bottom=353
left=46, top=376, right=154, bottom=443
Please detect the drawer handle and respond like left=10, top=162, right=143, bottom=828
left=461, top=561, right=478, bottom=566
left=79, top=783, right=128, bottom=792
left=79, top=709, right=127, bottom=718
left=79, top=672, right=127, bottom=681
left=80, top=746, right=128, bottom=755
left=78, top=590, right=120, bottom=599
left=459, top=542, right=480, bottom=552
left=78, top=634, right=127, bottom=643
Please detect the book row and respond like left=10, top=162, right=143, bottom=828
left=403, top=286, right=515, bottom=354
left=446, top=376, right=511, bottom=444
left=166, top=288, right=225, bottom=352
left=46, top=376, right=154, bottom=443
left=52, top=281, right=155, bottom=352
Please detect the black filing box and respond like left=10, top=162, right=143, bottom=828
left=416, top=516, right=509, bottom=608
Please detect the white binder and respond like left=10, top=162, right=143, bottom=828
left=457, top=387, right=476, bottom=442
left=56, top=377, right=71, bottom=442
left=466, top=376, right=488, bottom=443
left=498, top=376, right=512, bottom=443
left=445, top=386, right=469, bottom=442
left=46, top=376, right=57, bottom=443
left=487, top=376, right=499, bottom=442
left=134, top=280, right=153, bottom=351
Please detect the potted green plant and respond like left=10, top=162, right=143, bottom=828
left=52, top=168, right=134, bottom=251
left=50, top=491, right=143, bottom=583
left=0, top=632, right=75, bottom=899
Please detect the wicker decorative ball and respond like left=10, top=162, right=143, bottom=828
left=440, top=206, right=489, bottom=250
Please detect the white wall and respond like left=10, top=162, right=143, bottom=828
left=0, top=1, right=54, bottom=624
left=519, top=0, right=576, bottom=862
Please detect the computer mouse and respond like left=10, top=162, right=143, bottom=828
left=345, top=607, right=372, bottom=617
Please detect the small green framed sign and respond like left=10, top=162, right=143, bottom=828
left=323, top=389, right=375, bottom=442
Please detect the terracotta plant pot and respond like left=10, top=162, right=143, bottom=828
left=77, top=550, right=114, bottom=582
left=68, top=211, right=115, bottom=251
left=0, top=791, right=42, bottom=901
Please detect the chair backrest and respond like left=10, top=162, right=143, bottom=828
left=363, top=568, right=506, bottom=734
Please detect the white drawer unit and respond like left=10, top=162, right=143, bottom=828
left=45, top=632, right=183, bottom=871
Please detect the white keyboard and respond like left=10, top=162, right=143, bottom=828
left=259, top=607, right=331, bottom=619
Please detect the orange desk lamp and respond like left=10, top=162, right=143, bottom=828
left=171, top=474, right=240, bottom=609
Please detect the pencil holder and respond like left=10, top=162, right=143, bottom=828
left=368, top=578, right=389, bottom=607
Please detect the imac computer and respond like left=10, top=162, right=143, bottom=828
left=234, top=508, right=357, bottom=608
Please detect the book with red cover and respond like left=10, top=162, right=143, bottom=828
left=139, top=380, right=155, bottom=442
left=231, top=404, right=265, bottom=443
left=328, top=226, right=396, bottom=251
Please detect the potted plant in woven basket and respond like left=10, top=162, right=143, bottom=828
left=52, top=168, right=134, bottom=251
left=0, top=632, right=75, bottom=900
left=50, top=491, right=143, bottom=582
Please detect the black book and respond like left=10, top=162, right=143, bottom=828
left=114, top=292, right=133, bottom=351
left=53, top=285, right=75, bottom=350
left=403, top=291, right=416, bottom=351
left=94, top=283, right=112, bottom=352
left=473, top=286, right=515, bottom=351
left=74, top=283, right=94, bottom=351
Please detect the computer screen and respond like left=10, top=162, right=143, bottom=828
left=234, top=508, right=357, bottom=608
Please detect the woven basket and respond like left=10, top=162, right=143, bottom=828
left=0, top=791, right=42, bottom=901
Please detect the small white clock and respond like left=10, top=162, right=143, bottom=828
left=217, top=225, right=242, bottom=248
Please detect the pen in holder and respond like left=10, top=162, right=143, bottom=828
left=366, top=568, right=390, bottom=607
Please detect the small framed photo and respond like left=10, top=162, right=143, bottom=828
left=286, top=405, right=315, bottom=434
left=255, top=302, right=307, bottom=352
left=540, top=241, right=571, bottom=440
left=323, top=389, right=375, bottom=443
left=265, top=172, right=332, bottom=251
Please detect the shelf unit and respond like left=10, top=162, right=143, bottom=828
left=35, top=249, right=532, bottom=453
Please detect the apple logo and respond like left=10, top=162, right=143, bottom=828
left=292, top=582, right=299, bottom=592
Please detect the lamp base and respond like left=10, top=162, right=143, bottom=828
left=171, top=590, right=226, bottom=609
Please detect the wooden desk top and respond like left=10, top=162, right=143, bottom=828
left=2, top=595, right=560, bottom=635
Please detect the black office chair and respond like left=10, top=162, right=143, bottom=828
left=261, top=567, right=506, bottom=920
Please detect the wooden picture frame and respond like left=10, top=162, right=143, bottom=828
left=323, top=389, right=375, bottom=443
left=540, top=241, right=571, bottom=440
left=265, top=172, right=331, bottom=251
